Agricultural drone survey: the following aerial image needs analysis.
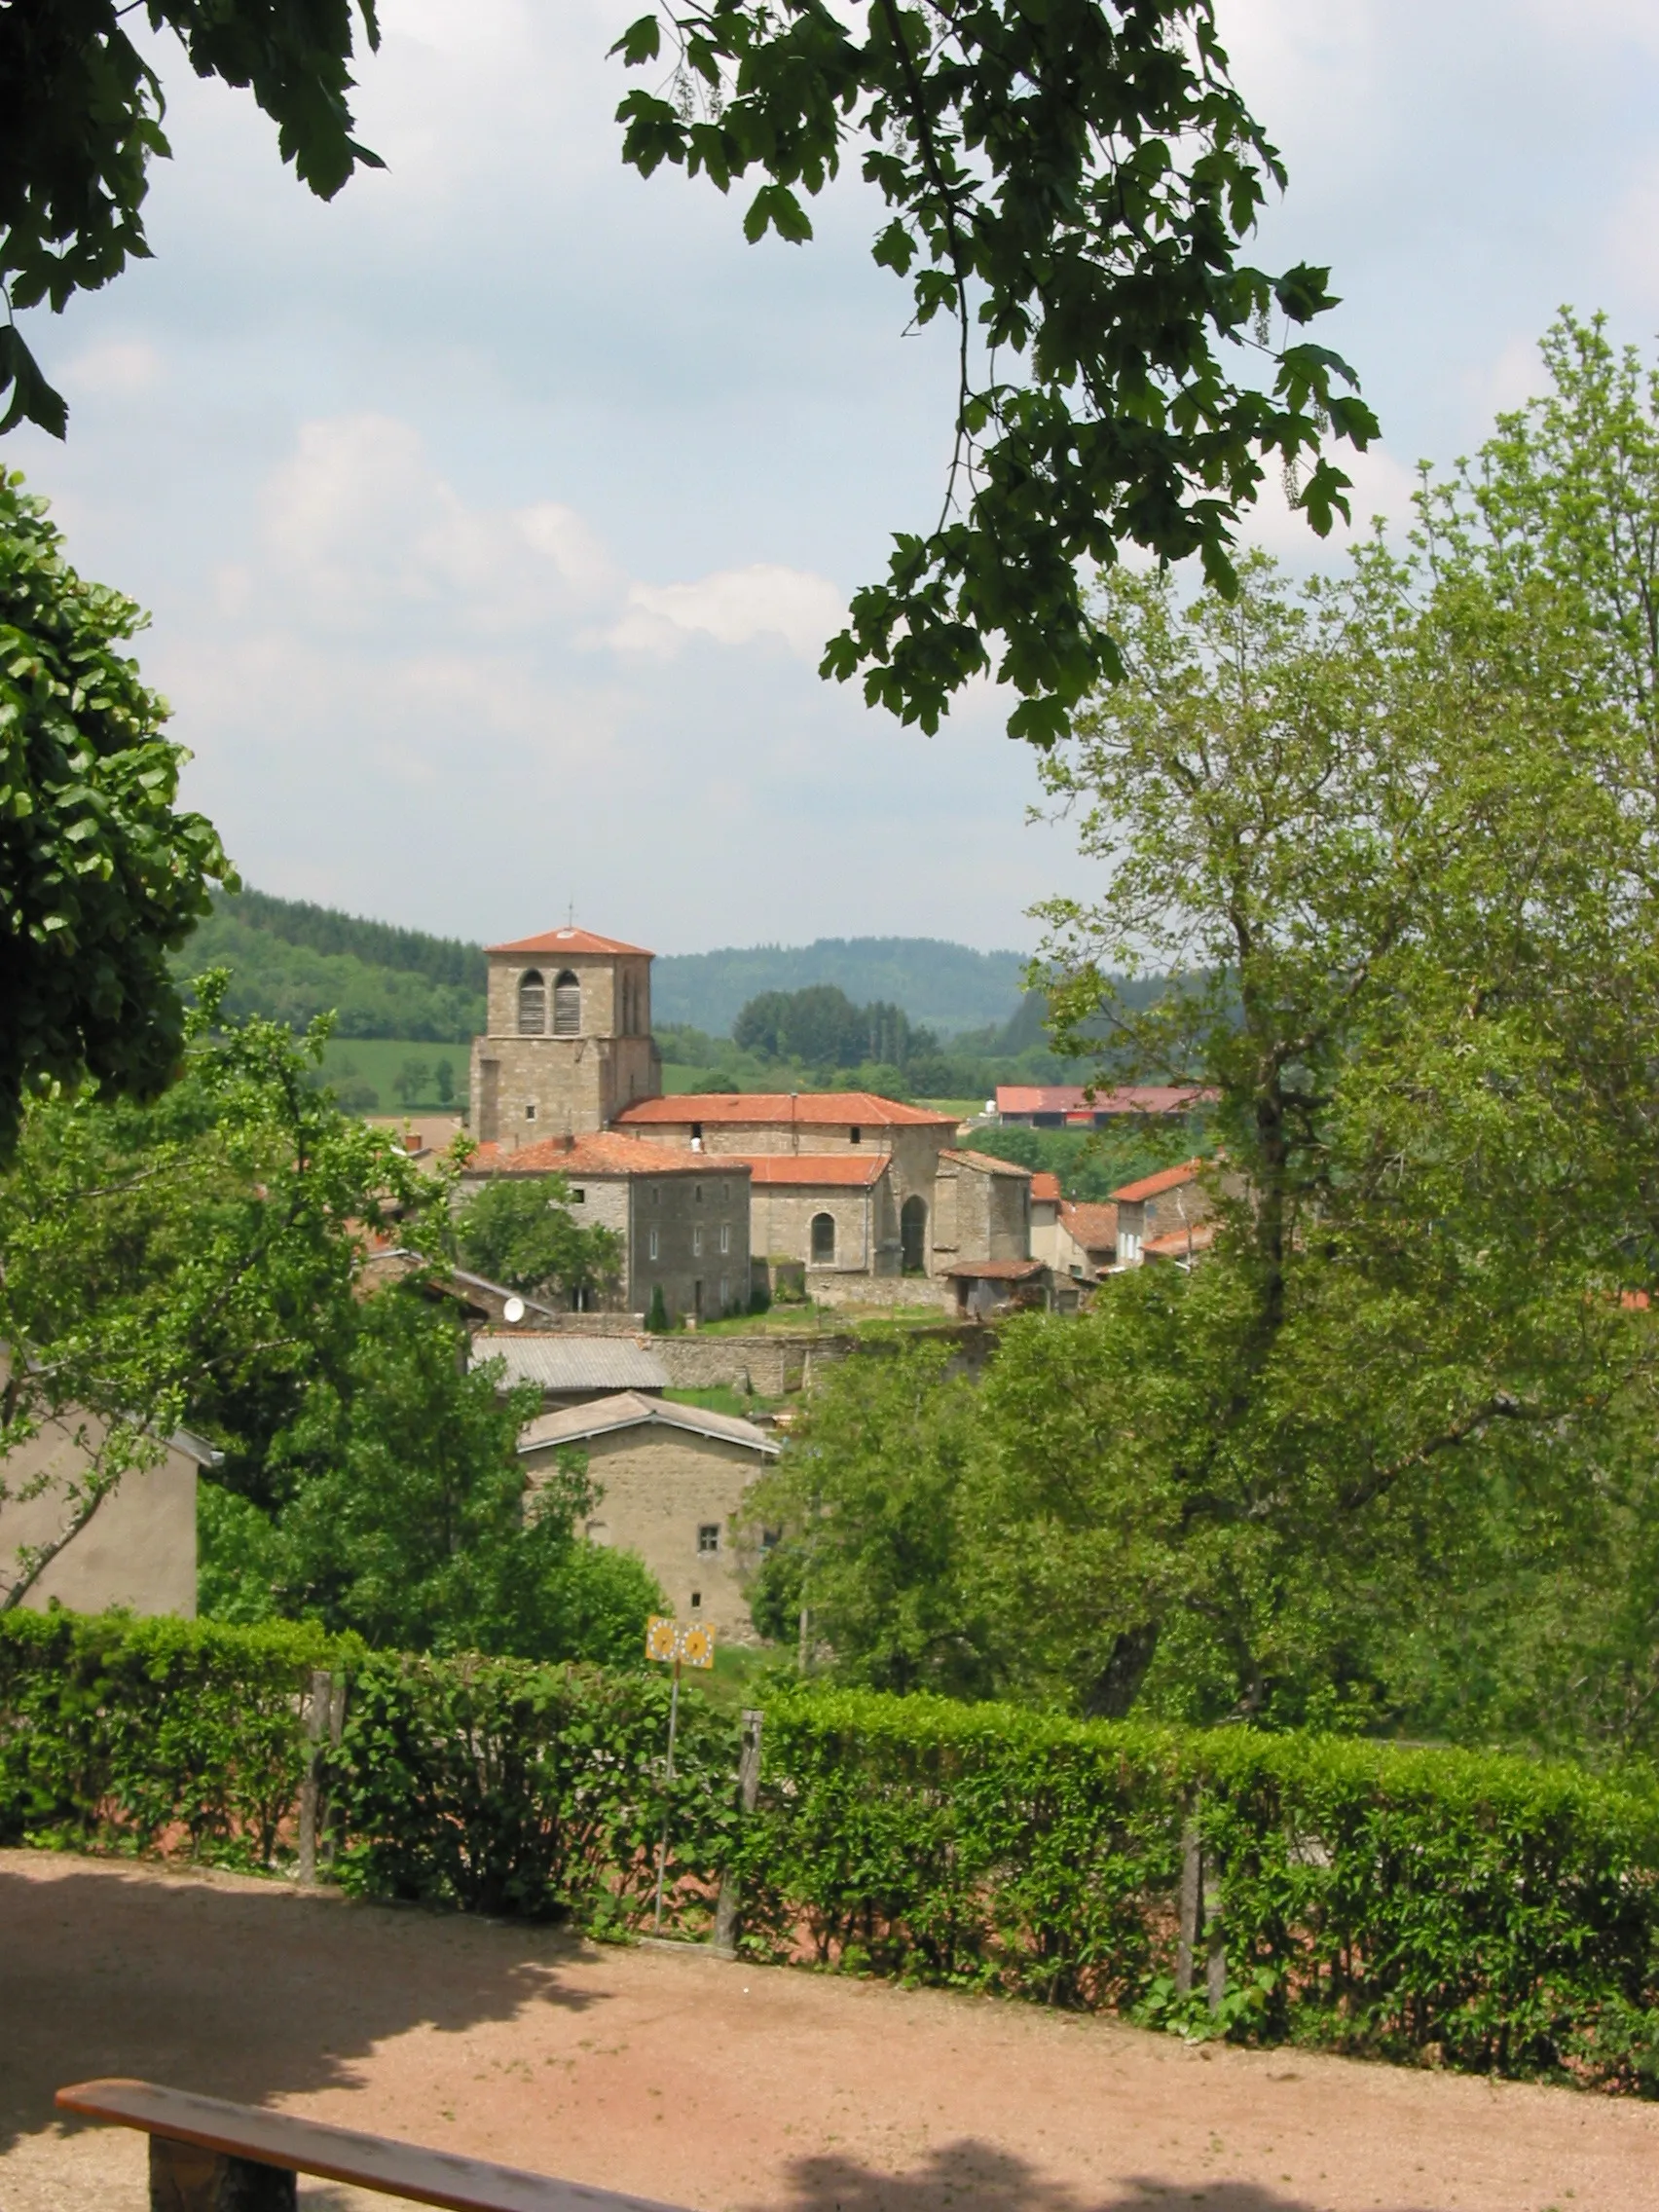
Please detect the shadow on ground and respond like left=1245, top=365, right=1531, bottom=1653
left=0, top=1856, right=603, bottom=2158
left=773, top=2143, right=1441, bottom=2212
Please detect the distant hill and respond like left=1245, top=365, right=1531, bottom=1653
left=653, top=938, right=1029, bottom=1037
left=176, top=896, right=1032, bottom=1046
left=177, top=894, right=486, bottom=1042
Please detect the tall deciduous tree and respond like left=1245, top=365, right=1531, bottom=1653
left=0, top=984, right=430, bottom=1606
left=0, top=476, right=233, bottom=1158
left=455, top=1176, right=623, bottom=1309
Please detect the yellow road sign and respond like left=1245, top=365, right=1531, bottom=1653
left=645, top=1615, right=716, bottom=1669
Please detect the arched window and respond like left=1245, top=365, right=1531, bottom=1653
left=553, top=970, right=580, bottom=1035
left=810, top=1211, right=836, bottom=1265
left=517, top=969, right=545, bottom=1034
left=901, top=1195, right=928, bottom=1274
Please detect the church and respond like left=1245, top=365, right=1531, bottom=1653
left=462, top=924, right=1037, bottom=1319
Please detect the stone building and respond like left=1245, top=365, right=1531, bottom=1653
left=518, top=1391, right=779, bottom=1641
left=470, top=927, right=659, bottom=1143
left=0, top=1410, right=210, bottom=1617
left=459, top=1130, right=753, bottom=1323
left=463, top=923, right=1040, bottom=1310
left=1110, top=1158, right=1218, bottom=1266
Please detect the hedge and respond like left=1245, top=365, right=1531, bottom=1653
left=5, top=1615, right=1659, bottom=2088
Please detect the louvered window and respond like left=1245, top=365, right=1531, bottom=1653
left=517, top=971, right=545, bottom=1034
left=553, top=970, right=580, bottom=1035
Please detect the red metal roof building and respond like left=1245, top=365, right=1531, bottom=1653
left=994, top=1083, right=1210, bottom=1127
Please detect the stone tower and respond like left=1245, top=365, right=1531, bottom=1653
left=468, top=927, right=662, bottom=1144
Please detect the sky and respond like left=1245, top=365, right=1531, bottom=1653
left=9, top=0, right=1659, bottom=955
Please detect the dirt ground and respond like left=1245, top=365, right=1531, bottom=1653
left=1, top=1850, right=1653, bottom=2212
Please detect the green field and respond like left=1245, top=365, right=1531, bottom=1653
left=317, top=1036, right=472, bottom=1112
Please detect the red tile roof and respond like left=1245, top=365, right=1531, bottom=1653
left=996, top=1084, right=1210, bottom=1118
left=1142, top=1221, right=1218, bottom=1261
left=739, top=1153, right=889, bottom=1188
left=616, top=1091, right=957, bottom=1128
left=1111, top=1156, right=1211, bottom=1204
left=486, top=926, right=653, bottom=957
left=1059, top=1199, right=1119, bottom=1252
left=1030, top=1172, right=1062, bottom=1203
left=939, top=1147, right=1032, bottom=1177
left=464, top=1132, right=741, bottom=1179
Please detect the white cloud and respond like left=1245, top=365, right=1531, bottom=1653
left=1238, top=440, right=1420, bottom=560
left=65, top=338, right=164, bottom=395
left=607, top=564, right=845, bottom=660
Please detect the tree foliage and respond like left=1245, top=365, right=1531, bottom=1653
left=752, top=318, right=1659, bottom=1751
left=0, top=0, right=383, bottom=437
left=454, top=1175, right=623, bottom=1306
left=615, top=0, right=1377, bottom=742
left=0, top=474, right=232, bottom=1158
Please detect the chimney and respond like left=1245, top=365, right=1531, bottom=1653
left=404, top=1131, right=422, bottom=1155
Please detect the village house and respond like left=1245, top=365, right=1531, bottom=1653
left=458, top=1131, right=754, bottom=1323
left=0, top=1407, right=212, bottom=1618
left=518, top=1392, right=779, bottom=1642
left=1110, top=1158, right=1227, bottom=1267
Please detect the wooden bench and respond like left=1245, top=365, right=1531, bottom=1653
left=55, top=2081, right=690, bottom=2212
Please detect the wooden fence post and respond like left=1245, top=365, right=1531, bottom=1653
left=321, top=1671, right=347, bottom=1874
left=296, top=1670, right=330, bottom=1887
left=712, top=1708, right=764, bottom=1958
left=1174, top=1789, right=1201, bottom=1996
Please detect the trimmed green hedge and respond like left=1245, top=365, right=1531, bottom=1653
left=743, top=1692, right=1659, bottom=2086
left=5, top=1617, right=1659, bottom=2087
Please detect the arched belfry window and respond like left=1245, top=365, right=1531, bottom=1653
left=553, top=970, right=580, bottom=1036
left=901, top=1195, right=928, bottom=1274
left=517, top=969, right=545, bottom=1034
left=810, top=1211, right=836, bottom=1265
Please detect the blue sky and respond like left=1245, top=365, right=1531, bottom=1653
left=10, top=0, right=1659, bottom=954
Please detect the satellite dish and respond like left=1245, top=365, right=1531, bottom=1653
left=502, top=1296, right=526, bottom=1325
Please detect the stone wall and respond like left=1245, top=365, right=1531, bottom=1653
left=629, top=1165, right=751, bottom=1323
left=469, top=1031, right=658, bottom=1144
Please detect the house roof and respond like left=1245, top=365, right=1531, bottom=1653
left=1111, top=1156, right=1211, bottom=1204
left=740, top=1152, right=889, bottom=1188
left=486, top=926, right=652, bottom=958
left=1059, top=1199, right=1119, bottom=1252
left=463, top=1132, right=745, bottom=1180
left=1142, top=1221, right=1219, bottom=1262
left=996, top=1084, right=1210, bottom=1118
left=518, top=1390, right=780, bottom=1456
left=943, top=1257, right=1046, bottom=1280
left=615, top=1091, right=957, bottom=1129
left=1030, top=1172, right=1062, bottom=1203
left=938, top=1148, right=1032, bottom=1178
left=473, top=1335, right=669, bottom=1394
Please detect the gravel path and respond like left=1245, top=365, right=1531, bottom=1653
left=1, top=1848, right=1651, bottom=2212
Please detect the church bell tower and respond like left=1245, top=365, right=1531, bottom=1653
left=468, top=926, right=662, bottom=1144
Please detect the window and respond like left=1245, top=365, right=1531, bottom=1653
left=849, top=1125, right=862, bottom=1145
left=553, top=969, right=580, bottom=1035
left=525, top=1102, right=536, bottom=1121
left=810, top=1211, right=835, bottom=1264
left=648, top=1227, right=659, bottom=1261
left=651, top=1185, right=661, bottom=1205
left=719, top=1222, right=730, bottom=1254
left=517, top=969, right=545, bottom=1034
left=690, top=1590, right=702, bottom=1609
left=697, top=1523, right=719, bottom=1555
left=761, top=1528, right=781, bottom=1552
left=693, top=1226, right=704, bottom=1256
left=571, top=1187, right=585, bottom=1203
left=694, top=1183, right=703, bottom=1203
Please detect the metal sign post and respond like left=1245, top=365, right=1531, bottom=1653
left=645, top=1616, right=715, bottom=1932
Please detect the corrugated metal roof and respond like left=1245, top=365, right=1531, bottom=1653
left=518, top=1391, right=780, bottom=1456
left=472, top=1335, right=669, bottom=1392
